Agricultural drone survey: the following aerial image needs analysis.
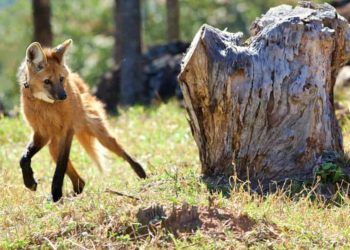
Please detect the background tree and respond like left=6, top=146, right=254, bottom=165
left=330, top=0, right=350, bottom=21
left=32, top=0, right=52, bottom=47
left=117, top=0, right=143, bottom=105
left=114, top=0, right=122, bottom=65
left=166, top=0, right=180, bottom=42
left=0, top=0, right=328, bottom=110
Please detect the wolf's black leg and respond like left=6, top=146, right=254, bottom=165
left=20, top=133, right=48, bottom=191
left=51, top=129, right=74, bottom=202
left=124, top=154, right=147, bottom=179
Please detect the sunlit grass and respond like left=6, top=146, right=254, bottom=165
left=1, top=100, right=350, bottom=248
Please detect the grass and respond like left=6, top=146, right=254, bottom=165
left=1, top=100, right=350, bottom=249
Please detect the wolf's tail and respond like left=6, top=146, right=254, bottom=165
left=76, top=132, right=105, bottom=172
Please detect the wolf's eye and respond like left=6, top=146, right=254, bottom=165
left=60, top=76, right=64, bottom=83
left=44, top=79, right=52, bottom=85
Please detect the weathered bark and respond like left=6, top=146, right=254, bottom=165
left=32, top=0, right=53, bottom=47
left=118, top=0, right=143, bottom=105
left=166, top=0, right=180, bottom=42
left=179, top=2, right=350, bottom=186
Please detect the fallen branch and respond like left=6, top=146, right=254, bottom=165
left=105, top=188, right=140, bottom=201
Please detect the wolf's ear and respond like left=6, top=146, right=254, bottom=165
left=53, top=39, right=72, bottom=63
left=26, top=42, right=47, bottom=71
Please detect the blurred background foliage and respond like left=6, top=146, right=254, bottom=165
left=0, top=0, right=329, bottom=109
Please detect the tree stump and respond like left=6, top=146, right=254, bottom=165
left=179, top=2, right=350, bottom=187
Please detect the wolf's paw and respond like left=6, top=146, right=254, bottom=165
left=52, top=186, right=63, bottom=202
left=131, top=161, right=147, bottom=179
left=23, top=176, right=37, bottom=191
left=73, top=180, right=85, bottom=195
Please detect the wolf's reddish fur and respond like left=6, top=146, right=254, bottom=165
left=18, top=40, right=146, bottom=202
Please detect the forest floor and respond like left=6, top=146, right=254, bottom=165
left=1, top=100, right=350, bottom=249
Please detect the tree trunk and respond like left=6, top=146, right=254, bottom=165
left=32, top=0, right=53, bottom=47
left=166, top=0, right=180, bottom=42
left=118, top=0, right=143, bottom=106
left=330, top=0, right=350, bottom=21
left=114, top=0, right=122, bottom=65
left=178, top=2, right=350, bottom=187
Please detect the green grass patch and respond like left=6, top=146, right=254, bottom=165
left=1, top=101, right=350, bottom=248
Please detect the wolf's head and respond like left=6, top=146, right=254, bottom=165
left=21, top=39, right=72, bottom=103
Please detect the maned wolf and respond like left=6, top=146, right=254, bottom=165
left=17, top=39, right=147, bottom=202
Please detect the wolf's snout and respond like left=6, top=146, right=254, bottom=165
left=57, top=91, right=67, bottom=100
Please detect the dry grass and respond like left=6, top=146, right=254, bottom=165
left=1, top=101, right=350, bottom=249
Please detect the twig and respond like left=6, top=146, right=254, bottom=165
left=67, top=239, right=89, bottom=250
left=89, top=239, right=96, bottom=250
left=43, top=237, right=57, bottom=250
left=105, top=188, right=140, bottom=200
